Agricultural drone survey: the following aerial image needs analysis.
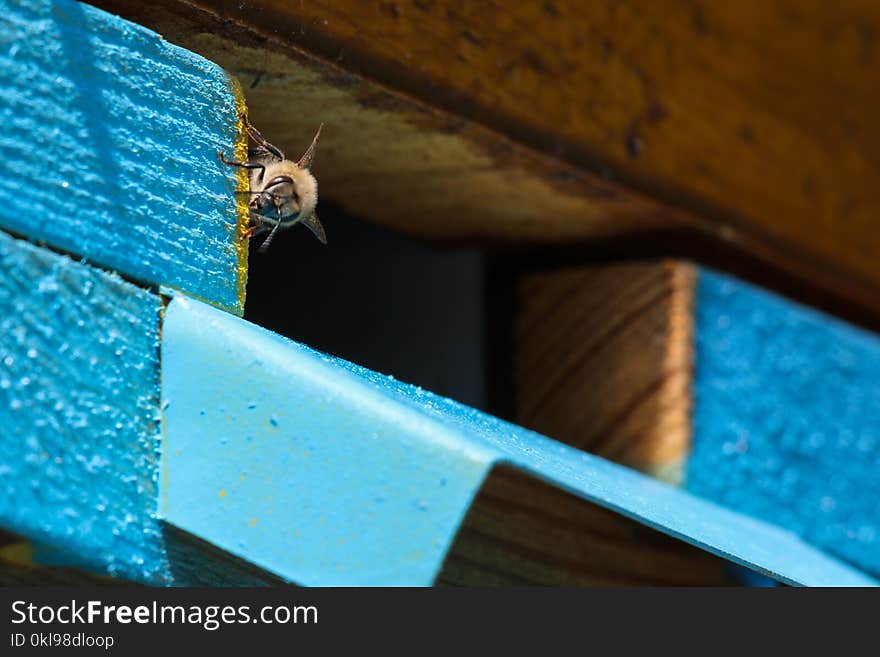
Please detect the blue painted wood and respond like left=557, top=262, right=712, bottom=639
left=3, top=228, right=873, bottom=585
left=0, top=0, right=246, bottom=314
left=162, top=293, right=876, bottom=586
left=689, top=269, right=880, bottom=578
left=0, top=229, right=167, bottom=583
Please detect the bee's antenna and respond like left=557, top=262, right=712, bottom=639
left=258, top=223, right=281, bottom=252
left=258, top=209, right=284, bottom=253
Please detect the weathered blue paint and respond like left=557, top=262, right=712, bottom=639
left=162, top=294, right=876, bottom=586
left=0, top=229, right=168, bottom=583
left=0, top=0, right=245, bottom=314
left=689, top=269, right=880, bottom=578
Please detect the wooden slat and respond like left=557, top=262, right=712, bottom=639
left=160, top=294, right=874, bottom=586
left=0, top=231, right=289, bottom=585
left=4, top=236, right=870, bottom=584
left=0, top=0, right=248, bottom=314
left=162, top=525, right=288, bottom=586
left=514, top=260, right=694, bottom=482
left=688, top=268, right=880, bottom=578
left=488, top=259, right=701, bottom=584
left=439, top=466, right=732, bottom=586
left=0, top=228, right=166, bottom=583
left=92, top=0, right=880, bottom=319
left=512, top=259, right=880, bottom=581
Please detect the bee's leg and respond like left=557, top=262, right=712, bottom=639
left=241, top=215, right=263, bottom=241
left=239, top=112, right=285, bottom=161
left=241, top=227, right=256, bottom=240
left=217, top=151, right=266, bottom=182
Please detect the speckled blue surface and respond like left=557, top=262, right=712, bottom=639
left=0, top=230, right=168, bottom=582
left=0, top=0, right=243, bottom=313
left=689, top=270, right=880, bottom=577
left=163, top=294, right=875, bottom=586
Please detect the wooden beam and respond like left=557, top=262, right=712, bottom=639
left=3, top=233, right=871, bottom=584
left=0, top=228, right=166, bottom=583
left=500, top=259, right=701, bottom=584
left=4, top=0, right=876, bottom=586
left=159, top=293, right=873, bottom=586
left=162, top=525, right=288, bottom=586
left=513, top=260, right=694, bottom=483
left=92, top=0, right=880, bottom=319
left=0, top=0, right=249, bottom=580
left=439, top=466, right=732, bottom=586
left=89, top=2, right=690, bottom=243
left=510, top=258, right=880, bottom=580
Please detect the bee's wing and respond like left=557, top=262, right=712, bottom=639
left=301, top=212, right=327, bottom=244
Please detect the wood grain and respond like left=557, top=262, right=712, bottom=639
left=439, top=466, right=732, bottom=586
left=0, top=0, right=247, bottom=314
left=514, top=260, right=694, bottom=481
left=162, top=524, right=288, bottom=586
left=92, top=0, right=880, bottom=319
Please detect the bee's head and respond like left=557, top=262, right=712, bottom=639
left=249, top=167, right=318, bottom=220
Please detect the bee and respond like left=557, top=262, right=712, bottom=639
left=218, top=114, right=326, bottom=251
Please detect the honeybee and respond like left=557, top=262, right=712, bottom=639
left=219, top=114, right=326, bottom=251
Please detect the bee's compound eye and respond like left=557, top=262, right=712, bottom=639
left=263, top=176, right=299, bottom=205
left=249, top=191, right=273, bottom=213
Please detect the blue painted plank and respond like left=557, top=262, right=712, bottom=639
left=689, top=269, right=880, bottom=578
left=0, top=229, right=167, bottom=583
left=162, top=294, right=876, bottom=586
left=0, top=0, right=248, bottom=314
left=3, top=232, right=872, bottom=586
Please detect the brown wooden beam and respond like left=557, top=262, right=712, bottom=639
left=93, top=0, right=880, bottom=318
left=513, top=260, right=694, bottom=483
left=95, top=0, right=682, bottom=244
left=452, top=260, right=723, bottom=585
left=439, top=466, right=733, bottom=586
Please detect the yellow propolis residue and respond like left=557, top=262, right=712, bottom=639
left=229, top=75, right=250, bottom=314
